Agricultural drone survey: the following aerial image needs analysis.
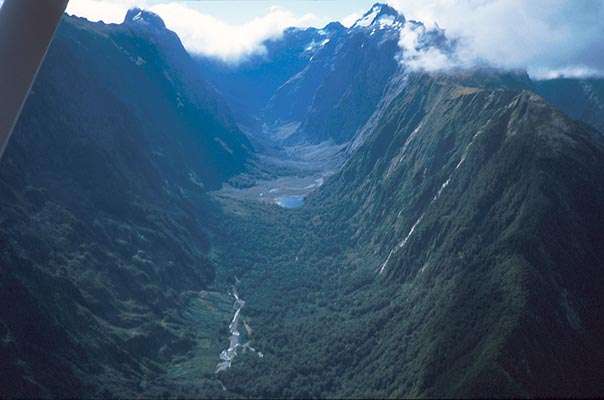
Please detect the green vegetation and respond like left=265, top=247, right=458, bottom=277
left=1, top=11, right=604, bottom=399
left=207, top=75, right=604, bottom=398
left=0, top=13, right=251, bottom=398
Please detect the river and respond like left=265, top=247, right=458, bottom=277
left=215, top=287, right=245, bottom=373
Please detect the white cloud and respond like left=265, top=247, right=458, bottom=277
left=530, top=66, right=604, bottom=80
left=149, top=4, right=319, bottom=63
left=397, top=22, right=459, bottom=72
left=66, top=1, right=320, bottom=63
left=387, top=0, right=604, bottom=78
left=64, top=0, right=604, bottom=76
left=341, top=10, right=364, bottom=28
left=66, top=0, right=144, bottom=24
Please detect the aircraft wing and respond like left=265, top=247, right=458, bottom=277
left=0, top=0, right=69, bottom=158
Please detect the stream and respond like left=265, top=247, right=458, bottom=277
left=215, top=287, right=245, bottom=373
left=215, top=285, right=263, bottom=374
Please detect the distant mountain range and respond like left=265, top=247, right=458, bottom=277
left=1, top=3, right=603, bottom=398
left=197, top=3, right=603, bottom=145
left=197, top=3, right=411, bottom=144
left=535, top=78, right=604, bottom=133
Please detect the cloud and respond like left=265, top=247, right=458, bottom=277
left=148, top=4, right=319, bottom=63
left=341, top=10, right=364, bottom=28
left=397, top=22, right=460, bottom=72
left=66, top=0, right=144, bottom=24
left=387, top=0, right=604, bottom=78
left=66, top=1, right=320, bottom=63
left=64, top=0, right=604, bottom=76
left=530, top=66, right=604, bottom=80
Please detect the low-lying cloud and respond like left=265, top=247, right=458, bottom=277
left=63, top=0, right=604, bottom=77
left=149, top=4, right=318, bottom=63
left=66, top=0, right=142, bottom=24
left=397, top=22, right=460, bottom=72
left=65, top=1, right=320, bottom=64
left=387, top=0, right=604, bottom=78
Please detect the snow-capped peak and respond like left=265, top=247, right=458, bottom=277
left=123, top=8, right=166, bottom=29
left=352, top=3, right=404, bottom=29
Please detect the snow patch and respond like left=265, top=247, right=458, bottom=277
left=377, top=15, right=395, bottom=28
left=354, top=6, right=379, bottom=28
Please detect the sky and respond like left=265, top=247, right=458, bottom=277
left=11, top=0, right=604, bottom=78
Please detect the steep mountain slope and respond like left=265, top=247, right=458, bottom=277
left=196, top=3, right=451, bottom=146
left=309, top=73, right=604, bottom=397
left=536, top=78, right=604, bottom=133
left=88, top=8, right=253, bottom=190
left=0, top=11, right=252, bottom=398
left=196, top=26, right=327, bottom=119
left=2, top=3, right=604, bottom=399
left=269, top=5, right=405, bottom=145
left=213, top=73, right=604, bottom=398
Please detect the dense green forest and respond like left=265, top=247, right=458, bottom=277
left=2, top=5, right=604, bottom=398
left=207, top=76, right=604, bottom=398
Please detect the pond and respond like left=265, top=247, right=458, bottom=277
left=275, top=196, right=304, bottom=208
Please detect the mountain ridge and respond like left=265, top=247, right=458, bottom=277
left=214, top=74, right=604, bottom=397
left=0, top=12, right=255, bottom=397
left=1, top=3, right=604, bottom=398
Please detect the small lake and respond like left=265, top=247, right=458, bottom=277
left=275, top=196, right=304, bottom=208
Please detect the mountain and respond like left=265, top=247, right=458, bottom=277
left=119, top=8, right=254, bottom=189
left=2, top=2, right=604, bottom=399
left=268, top=4, right=406, bottom=145
left=0, top=10, right=253, bottom=398
left=326, top=74, right=604, bottom=398
left=196, top=3, right=452, bottom=145
left=536, top=77, right=604, bottom=133
left=195, top=26, right=325, bottom=120
left=211, top=72, right=604, bottom=398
